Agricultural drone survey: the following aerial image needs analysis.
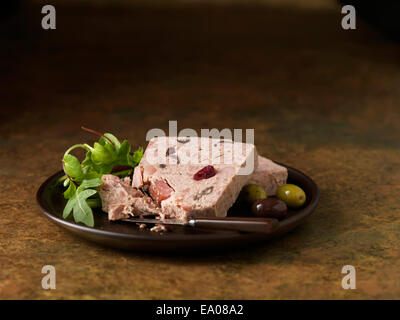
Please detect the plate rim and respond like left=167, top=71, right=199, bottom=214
left=36, top=163, right=320, bottom=244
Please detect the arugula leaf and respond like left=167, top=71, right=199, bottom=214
left=61, top=128, right=143, bottom=227
left=81, top=150, right=93, bottom=168
left=81, top=169, right=102, bottom=180
left=116, top=140, right=131, bottom=165
left=63, top=154, right=83, bottom=182
left=104, top=133, right=121, bottom=150
left=78, top=178, right=103, bottom=190
left=91, top=142, right=115, bottom=165
left=63, top=181, right=76, bottom=199
left=128, top=147, right=144, bottom=167
left=82, top=151, right=113, bottom=174
left=73, top=189, right=97, bottom=227
left=63, top=197, right=75, bottom=219
left=86, top=198, right=102, bottom=208
left=62, top=183, right=101, bottom=227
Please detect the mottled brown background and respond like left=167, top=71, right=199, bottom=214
left=0, top=0, right=399, bottom=299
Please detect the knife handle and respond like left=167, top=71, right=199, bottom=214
left=191, top=217, right=279, bottom=234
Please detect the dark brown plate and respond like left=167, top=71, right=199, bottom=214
left=36, top=164, right=320, bottom=253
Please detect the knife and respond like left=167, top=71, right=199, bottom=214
left=121, top=216, right=279, bottom=234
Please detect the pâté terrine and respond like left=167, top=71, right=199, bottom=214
left=99, top=136, right=287, bottom=222
left=131, top=136, right=258, bottom=220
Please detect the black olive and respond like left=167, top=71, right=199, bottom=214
left=251, top=198, right=288, bottom=219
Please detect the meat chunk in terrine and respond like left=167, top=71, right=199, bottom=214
left=98, top=175, right=161, bottom=220
left=132, top=136, right=258, bottom=220
left=248, top=156, right=288, bottom=196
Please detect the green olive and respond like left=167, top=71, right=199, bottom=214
left=241, top=184, right=267, bottom=203
left=276, top=184, right=306, bottom=208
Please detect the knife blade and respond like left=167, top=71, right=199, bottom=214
left=122, top=218, right=186, bottom=225
left=121, top=216, right=279, bottom=234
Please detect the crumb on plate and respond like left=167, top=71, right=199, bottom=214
left=150, top=224, right=169, bottom=233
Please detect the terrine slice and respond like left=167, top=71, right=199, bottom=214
left=98, top=175, right=161, bottom=220
left=248, top=156, right=288, bottom=196
left=132, top=136, right=258, bottom=220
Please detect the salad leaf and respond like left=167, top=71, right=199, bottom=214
left=116, top=140, right=131, bottom=165
left=73, top=189, right=97, bottom=227
left=63, top=181, right=76, bottom=199
left=103, top=133, right=121, bottom=150
left=60, top=128, right=143, bottom=227
left=79, top=177, right=103, bottom=190
left=128, top=147, right=144, bottom=168
left=63, top=196, right=75, bottom=219
left=91, top=142, right=115, bottom=165
left=63, top=154, right=83, bottom=182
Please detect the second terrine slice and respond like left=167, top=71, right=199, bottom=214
left=249, top=156, right=288, bottom=196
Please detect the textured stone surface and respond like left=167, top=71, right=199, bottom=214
left=0, top=3, right=399, bottom=299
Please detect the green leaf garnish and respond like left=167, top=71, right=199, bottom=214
left=60, top=128, right=143, bottom=227
left=63, top=154, right=83, bottom=183
left=63, top=181, right=76, bottom=199
left=128, top=147, right=144, bottom=168
left=78, top=178, right=103, bottom=190
left=103, top=133, right=121, bottom=150
left=73, top=189, right=97, bottom=227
